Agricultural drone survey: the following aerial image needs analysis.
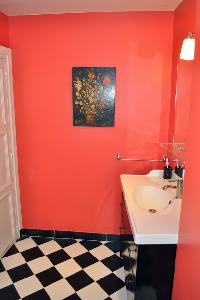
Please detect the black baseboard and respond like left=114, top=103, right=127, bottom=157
left=120, top=234, right=134, bottom=241
left=20, top=228, right=133, bottom=241
left=20, top=228, right=134, bottom=242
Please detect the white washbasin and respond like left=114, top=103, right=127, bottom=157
left=134, top=185, right=174, bottom=213
left=120, top=172, right=182, bottom=244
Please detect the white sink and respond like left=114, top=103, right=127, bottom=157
left=134, top=186, right=174, bottom=213
left=120, top=171, right=182, bottom=244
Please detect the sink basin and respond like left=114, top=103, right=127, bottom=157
left=120, top=173, right=182, bottom=244
left=134, top=186, right=174, bottom=213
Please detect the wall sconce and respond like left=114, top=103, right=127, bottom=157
left=180, top=32, right=195, bottom=61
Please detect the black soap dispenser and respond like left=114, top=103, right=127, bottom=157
left=175, top=160, right=183, bottom=178
left=163, top=157, right=172, bottom=179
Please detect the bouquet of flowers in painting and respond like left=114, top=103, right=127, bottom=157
left=72, top=67, right=116, bottom=127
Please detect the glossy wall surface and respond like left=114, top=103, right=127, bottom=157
left=168, top=0, right=196, bottom=143
left=9, top=12, right=173, bottom=233
left=172, top=0, right=200, bottom=299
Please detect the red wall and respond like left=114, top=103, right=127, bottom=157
left=171, top=0, right=196, bottom=148
left=168, top=0, right=196, bottom=143
left=172, top=1, right=200, bottom=299
left=174, top=59, right=193, bottom=144
left=0, top=11, right=9, bottom=47
left=9, top=12, right=173, bottom=233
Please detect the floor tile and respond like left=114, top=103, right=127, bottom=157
left=47, top=249, right=70, bottom=265
left=31, top=237, right=53, bottom=246
left=1, top=253, right=26, bottom=270
left=102, top=254, right=124, bottom=272
left=0, top=237, right=127, bottom=300
left=116, top=251, right=121, bottom=258
left=64, top=293, right=81, bottom=299
left=90, top=245, right=114, bottom=260
left=0, top=271, right=13, bottom=289
left=36, top=267, right=62, bottom=287
left=45, top=278, right=75, bottom=300
left=38, top=240, right=62, bottom=255
left=97, top=273, right=125, bottom=296
left=14, top=275, right=43, bottom=298
left=77, top=282, right=108, bottom=300
left=55, top=239, right=77, bottom=248
left=15, top=238, right=37, bottom=252
left=0, top=261, right=5, bottom=272
left=8, top=263, right=33, bottom=283
left=105, top=242, right=121, bottom=253
left=0, top=284, right=20, bottom=300
left=79, top=240, right=102, bottom=251
left=55, top=259, right=82, bottom=278
left=21, top=247, right=44, bottom=262
left=84, top=261, right=112, bottom=281
left=115, top=252, right=121, bottom=258
left=74, top=252, right=98, bottom=268
left=64, top=243, right=87, bottom=258
left=114, top=267, right=126, bottom=282
left=110, top=286, right=127, bottom=300
left=67, top=270, right=93, bottom=291
left=3, top=245, right=19, bottom=257
left=27, top=256, right=53, bottom=274
left=23, top=288, right=50, bottom=300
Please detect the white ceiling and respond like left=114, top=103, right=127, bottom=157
left=0, top=0, right=182, bottom=16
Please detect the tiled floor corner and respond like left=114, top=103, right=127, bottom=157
left=0, top=237, right=127, bottom=300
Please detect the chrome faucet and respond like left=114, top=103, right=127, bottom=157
left=162, top=172, right=184, bottom=199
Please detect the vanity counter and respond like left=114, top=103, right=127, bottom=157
left=120, top=171, right=182, bottom=244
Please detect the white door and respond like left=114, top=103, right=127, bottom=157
left=0, top=46, right=21, bottom=258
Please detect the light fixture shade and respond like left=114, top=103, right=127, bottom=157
left=180, top=33, right=195, bottom=61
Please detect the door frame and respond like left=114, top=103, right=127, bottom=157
left=0, top=45, right=22, bottom=249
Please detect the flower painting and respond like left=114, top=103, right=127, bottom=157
left=72, top=67, right=116, bottom=127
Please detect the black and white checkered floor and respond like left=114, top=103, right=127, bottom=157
left=0, top=237, right=127, bottom=299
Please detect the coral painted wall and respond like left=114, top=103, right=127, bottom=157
left=168, top=0, right=196, bottom=143
left=172, top=1, right=200, bottom=299
left=9, top=12, right=173, bottom=233
left=0, top=11, right=9, bottom=47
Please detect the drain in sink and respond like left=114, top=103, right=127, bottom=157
left=148, top=209, right=157, bottom=213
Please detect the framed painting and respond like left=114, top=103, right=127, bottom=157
left=72, top=67, right=116, bottom=127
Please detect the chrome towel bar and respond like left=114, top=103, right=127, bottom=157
left=116, top=152, right=166, bottom=162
